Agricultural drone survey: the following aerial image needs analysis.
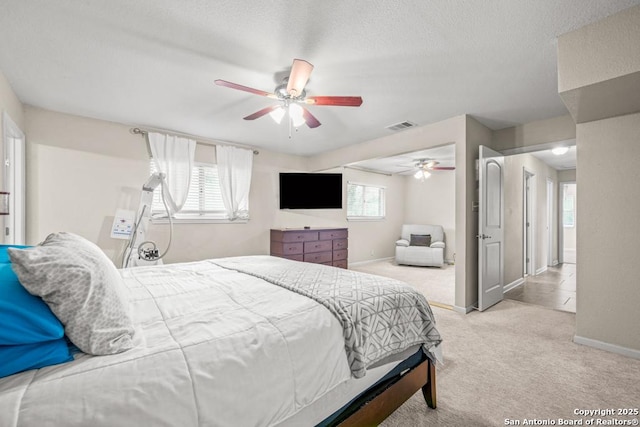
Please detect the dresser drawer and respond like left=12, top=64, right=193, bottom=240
left=271, top=230, right=319, bottom=243
left=333, top=260, right=348, bottom=269
left=333, top=249, right=348, bottom=261
left=304, top=240, right=333, bottom=254
left=319, top=229, right=348, bottom=241
left=304, top=251, right=332, bottom=264
left=333, top=239, right=348, bottom=250
left=270, top=242, right=303, bottom=255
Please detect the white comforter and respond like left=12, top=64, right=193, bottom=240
left=0, top=261, right=440, bottom=427
left=0, top=260, right=353, bottom=427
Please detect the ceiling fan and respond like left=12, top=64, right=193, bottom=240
left=214, top=59, right=363, bottom=130
left=400, top=159, right=455, bottom=181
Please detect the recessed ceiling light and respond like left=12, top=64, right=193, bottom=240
left=552, top=147, right=569, bottom=155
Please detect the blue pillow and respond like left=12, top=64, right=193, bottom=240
left=0, top=246, right=65, bottom=345
left=0, top=338, right=73, bottom=378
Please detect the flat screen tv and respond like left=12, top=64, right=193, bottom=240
left=279, top=173, right=343, bottom=209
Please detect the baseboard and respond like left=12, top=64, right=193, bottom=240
left=503, top=277, right=524, bottom=293
left=453, top=304, right=475, bottom=314
left=573, top=335, right=640, bottom=360
left=536, top=266, right=548, bottom=275
left=349, top=256, right=394, bottom=267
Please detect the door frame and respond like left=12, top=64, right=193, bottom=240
left=523, top=168, right=536, bottom=276
left=2, top=112, right=26, bottom=244
left=547, top=178, right=554, bottom=267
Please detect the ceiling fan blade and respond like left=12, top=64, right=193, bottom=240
left=243, top=105, right=281, bottom=120
left=215, top=79, right=276, bottom=98
left=306, top=96, right=363, bottom=107
left=431, top=166, right=456, bottom=170
left=286, top=59, right=314, bottom=97
left=301, top=107, right=321, bottom=128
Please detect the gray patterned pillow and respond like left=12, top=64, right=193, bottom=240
left=8, top=232, right=136, bottom=355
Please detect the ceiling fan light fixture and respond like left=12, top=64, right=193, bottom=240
left=552, top=146, right=569, bottom=155
left=269, top=106, right=286, bottom=124
left=414, top=170, right=431, bottom=181
left=289, top=103, right=305, bottom=127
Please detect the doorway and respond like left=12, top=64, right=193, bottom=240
left=560, top=182, right=577, bottom=264
left=523, top=169, right=535, bottom=276
left=2, top=112, right=26, bottom=245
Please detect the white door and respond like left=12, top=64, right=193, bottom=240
left=3, top=112, right=26, bottom=245
left=478, top=145, right=504, bottom=311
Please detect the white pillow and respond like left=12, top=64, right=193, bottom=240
left=8, top=232, right=136, bottom=355
left=430, top=241, right=445, bottom=249
left=395, top=239, right=410, bottom=247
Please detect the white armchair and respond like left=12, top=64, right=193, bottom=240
left=395, top=224, right=445, bottom=268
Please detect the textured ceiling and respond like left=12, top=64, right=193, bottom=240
left=1, top=1, right=639, bottom=156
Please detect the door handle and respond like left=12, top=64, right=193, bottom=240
left=476, top=234, right=492, bottom=240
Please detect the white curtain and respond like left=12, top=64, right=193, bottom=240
left=216, top=145, right=253, bottom=220
left=147, top=132, right=196, bottom=214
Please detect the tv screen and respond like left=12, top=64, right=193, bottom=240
left=279, top=173, right=343, bottom=209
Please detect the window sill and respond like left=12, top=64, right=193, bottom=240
left=151, top=217, right=249, bottom=225
left=347, top=217, right=386, bottom=222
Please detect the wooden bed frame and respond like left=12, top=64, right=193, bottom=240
left=330, top=358, right=436, bottom=426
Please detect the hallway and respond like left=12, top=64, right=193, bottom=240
left=504, top=263, right=576, bottom=313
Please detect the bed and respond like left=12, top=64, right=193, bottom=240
left=0, top=236, right=442, bottom=427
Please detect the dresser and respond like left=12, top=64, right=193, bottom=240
left=270, top=227, right=348, bottom=269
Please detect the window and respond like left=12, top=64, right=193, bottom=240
left=347, top=182, right=385, bottom=220
left=150, top=162, right=227, bottom=220
left=563, top=194, right=575, bottom=227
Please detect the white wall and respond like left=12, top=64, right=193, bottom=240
left=24, top=106, right=405, bottom=265
left=558, top=5, right=640, bottom=355
left=403, top=166, right=456, bottom=263
left=575, top=112, right=640, bottom=352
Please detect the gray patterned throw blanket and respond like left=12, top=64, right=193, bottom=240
left=211, top=256, right=442, bottom=378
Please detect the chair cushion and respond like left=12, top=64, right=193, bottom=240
left=410, top=234, right=432, bottom=247
left=395, top=239, right=410, bottom=247
left=401, top=224, right=444, bottom=243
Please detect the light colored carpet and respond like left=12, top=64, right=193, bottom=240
left=351, top=259, right=455, bottom=307
left=381, top=300, right=640, bottom=426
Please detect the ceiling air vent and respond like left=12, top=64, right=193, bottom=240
left=386, top=121, right=416, bottom=132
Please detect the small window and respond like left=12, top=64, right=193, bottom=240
left=150, top=162, right=227, bottom=220
left=347, top=182, right=385, bottom=220
left=563, top=194, right=575, bottom=227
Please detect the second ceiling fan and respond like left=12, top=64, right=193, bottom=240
left=215, top=59, right=363, bottom=129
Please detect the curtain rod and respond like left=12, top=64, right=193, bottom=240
left=130, top=127, right=259, bottom=155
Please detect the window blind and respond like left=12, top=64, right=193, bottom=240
left=347, top=182, right=385, bottom=219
